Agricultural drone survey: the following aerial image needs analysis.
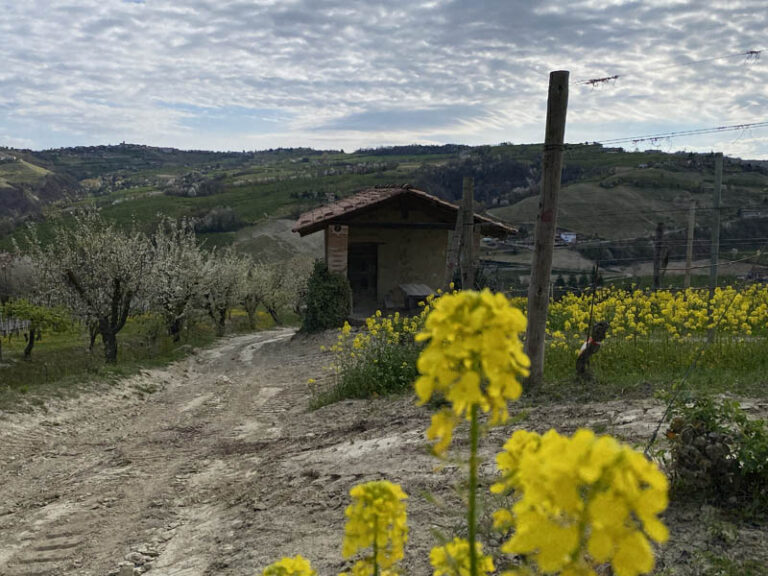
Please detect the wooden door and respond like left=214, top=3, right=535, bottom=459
left=347, top=243, right=378, bottom=312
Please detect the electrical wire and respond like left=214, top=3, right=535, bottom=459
left=575, top=49, right=763, bottom=86
left=588, top=121, right=768, bottom=147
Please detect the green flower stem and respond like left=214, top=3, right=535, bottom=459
left=373, top=514, right=379, bottom=576
left=468, top=403, right=479, bottom=576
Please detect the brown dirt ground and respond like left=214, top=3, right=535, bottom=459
left=0, top=328, right=766, bottom=576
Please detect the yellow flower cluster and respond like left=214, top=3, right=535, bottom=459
left=342, top=481, right=409, bottom=573
left=326, top=311, right=423, bottom=371
left=327, top=286, right=459, bottom=367
left=414, top=289, right=529, bottom=454
left=547, top=285, right=768, bottom=345
left=491, top=429, right=669, bottom=576
left=268, top=289, right=673, bottom=576
left=262, top=555, right=317, bottom=576
left=340, top=562, right=398, bottom=576
left=429, top=537, right=495, bottom=576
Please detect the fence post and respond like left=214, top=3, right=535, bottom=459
left=684, top=200, right=696, bottom=289
left=525, top=70, right=569, bottom=391
left=460, top=176, right=476, bottom=290
left=708, top=153, right=723, bottom=342
left=709, top=153, right=723, bottom=294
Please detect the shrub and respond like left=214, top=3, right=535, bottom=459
left=667, top=396, right=768, bottom=514
left=311, top=287, right=460, bottom=406
left=300, top=261, right=351, bottom=333
left=311, top=312, right=421, bottom=407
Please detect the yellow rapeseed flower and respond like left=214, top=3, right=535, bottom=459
left=429, top=537, right=494, bottom=576
left=492, top=428, right=668, bottom=576
left=414, top=289, right=529, bottom=455
left=262, top=555, right=317, bottom=576
left=343, top=481, right=408, bottom=571
left=340, top=560, right=399, bottom=576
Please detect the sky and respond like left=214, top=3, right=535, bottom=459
left=1, top=0, right=767, bottom=158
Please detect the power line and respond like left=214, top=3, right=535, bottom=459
left=590, top=120, right=768, bottom=147
left=556, top=206, right=745, bottom=217
left=576, top=49, right=763, bottom=86
left=574, top=236, right=768, bottom=247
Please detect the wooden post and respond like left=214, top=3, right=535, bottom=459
left=708, top=153, right=723, bottom=342
left=460, top=176, right=475, bottom=290
left=653, top=222, right=664, bottom=290
left=709, top=153, right=723, bottom=295
left=684, top=200, right=696, bottom=289
left=525, top=70, right=569, bottom=390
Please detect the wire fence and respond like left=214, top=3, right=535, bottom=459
left=0, top=316, right=31, bottom=338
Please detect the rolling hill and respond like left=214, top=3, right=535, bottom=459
left=1, top=143, right=766, bottom=270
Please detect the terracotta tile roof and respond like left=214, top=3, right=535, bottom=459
left=292, top=185, right=516, bottom=237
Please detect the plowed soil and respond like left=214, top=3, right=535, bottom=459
left=1, top=328, right=766, bottom=575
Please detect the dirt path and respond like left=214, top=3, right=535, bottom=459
left=1, top=329, right=766, bottom=576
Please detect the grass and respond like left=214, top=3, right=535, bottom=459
left=0, top=158, right=51, bottom=185
left=540, top=337, right=768, bottom=402
left=310, top=331, right=768, bottom=408
left=695, top=553, right=768, bottom=576
left=488, top=160, right=768, bottom=241
left=310, top=340, right=420, bottom=409
left=0, top=308, right=275, bottom=412
left=490, top=180, right=706, bottom=239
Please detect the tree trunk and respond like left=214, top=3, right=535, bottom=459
left=266, top=306, right=280, bottom=325
left=23, top=327, right=37, bottom=359
left=102, top=329, right=118, bottom=364
left=216, top=309, right=227, bottom=337
left=169, top=317, right=183, bottom=342
left=244, top=298, right=259, bottom=330
left=88, top=322, right=100, bottom=352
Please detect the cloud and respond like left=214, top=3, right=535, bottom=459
left=0, top=0, right=766, bottom=157
left=318, top=105, right=490, bottom=131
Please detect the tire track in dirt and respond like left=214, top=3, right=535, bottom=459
left=2, top=327, right=766, bottom=575
left=0, top=328, right=296, bottom=576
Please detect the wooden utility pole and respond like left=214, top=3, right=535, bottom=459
left=709, top=153, right=723, bottom=295
left=525, top=70, right=569, bottom=390
left=460, top=176, right=476, bottom=290
left=653, top=222, right=665, bottom=290
left=684, top=200, right=696, bottom=289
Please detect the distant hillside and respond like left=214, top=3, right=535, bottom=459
left=2, top=143, right=767, bottom=265
left=489, top=155, right=768, bottom=265
left=0, top=151, right=79, bottom=233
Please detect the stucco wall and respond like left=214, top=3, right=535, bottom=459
left=348, top=227, right=449, bottom=307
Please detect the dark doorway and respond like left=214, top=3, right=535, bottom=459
left=348, top=243, right=378, bottom=313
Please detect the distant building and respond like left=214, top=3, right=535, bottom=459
left=293, top=186, right=515, bottom=313
left=741, top=208, right=767, bottom=219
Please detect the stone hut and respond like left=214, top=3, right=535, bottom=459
left=292, top=185, right=515, bottom=313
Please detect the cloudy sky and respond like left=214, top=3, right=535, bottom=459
left=2, top=0, right=766, bottom=157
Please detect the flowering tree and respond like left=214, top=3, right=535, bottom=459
left=199, top=247, right=247, bottom=336
left=242, top=256, right=313, bottom=327
left=1, top=299, right=70, bottom=358
left=25, top=208, right=151, bottom=363
left=148, top=217, right=204, bottom=341
left=0, top=253, right=36, bottom=304
left=242, top=259, right=272, bottom=329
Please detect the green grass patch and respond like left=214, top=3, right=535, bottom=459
left=0, top=309, right=273, bottom=412
left=696, top=553, right=768, bottom=576
left=540, top=338, right=768, bottom=402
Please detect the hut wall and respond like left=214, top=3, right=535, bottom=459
left=348, top=227, right=449, bottom=307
